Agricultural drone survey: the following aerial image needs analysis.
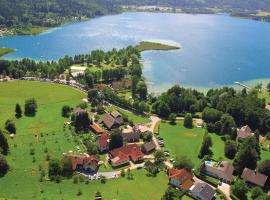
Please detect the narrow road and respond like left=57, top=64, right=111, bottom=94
left=150, top=116, right=161, bottom=150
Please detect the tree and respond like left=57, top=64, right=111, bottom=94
left=62, top=105, right=73, bottom=118
left=161, top=186, right=182, bottom=200
left=142, top=131, right=152, bottom=142
left=224, top=140, right=237, bottom=159
left=24, top=98, right=37, bottom=116
left=258, top=159, right=270, bottom=176
left=5, top=119, right=16, bottom=134
left=198, top=132, right=213, bottom=159
left=61, top=158, right=73, bottom=178
left=202, top=107, right=222, bottom=123
left=88, top=89, right=99, bottom=107
left=0, top=154, right=9, bottom=177
left=136, top=81, right=147, bottom=100
left=84, top=140, right=98, bottom=155
left=154, top=150, right=166, bottom=165
left=95, top=191, right=102, bottom=200
left=184, top=113, right=193, bottom=128
left=233, top=137, right=260, bottom=174
left=48, top=159, right=61, bottom=180
left=0, top=130, right=9, bottom=155
left=144, top=161, right=159, bottom=176
left=73, top=111, right=91, bottom=132
left=15, top=103, right=22, bottom=118
left=168, top=113, right=176, bottom=125
left=109, top=129, right=123, bottom=150
left=219, top=114, right=235, bottom=136
left=251, top=187, right=266, bottom=200
left=231, top=179, right=248, bottom=199
left=85, top=72, right=94, bottom=89
left=174, top=156, right=194, bottom=172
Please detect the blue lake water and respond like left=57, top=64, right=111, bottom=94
left=1, top=12, right=270, bottom=92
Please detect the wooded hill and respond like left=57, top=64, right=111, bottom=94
left=0, top=0, right=118, bottom=28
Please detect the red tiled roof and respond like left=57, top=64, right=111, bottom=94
left=90, top=123, right=104, bottom=134
left=97, top=132, right=109, bottom=149
left=169, top=168, right=194, bottom=190
left=65, top=154, right=99, bottom=170
left=109, top=144, right=144, bottom=163
left=112, top=80, right=132, bottom=88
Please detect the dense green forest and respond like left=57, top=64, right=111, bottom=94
left=0, top=0, right=118, bottom=34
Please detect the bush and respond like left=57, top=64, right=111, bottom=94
left=24, top=98, right=37, bottom=116
left=224, top=140, right=237, bottom=159
left=5, top=119, right=16, bottom=134
left=231, top=179, right=248, bottom=199
left=62, top=105, right=73, bottom=118
left=0, top=154, right=9, bottom=177
left=184, top=113, right=193, bottom=128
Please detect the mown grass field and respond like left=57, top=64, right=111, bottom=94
left=159, top=121, right=229, bottom=167
left=135, top=41, right=180, bottom=52
left=0, top=81, right=167, bottom=200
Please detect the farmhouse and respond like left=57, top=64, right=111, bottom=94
left=241, top=168, right=268, bottom=187
left=190, top=182, right=216, bottom=200
left=237, top=125, right=254, bottom=142
left=122, top=131, right=140, bottom=143
left=109, top=144, right=144, bottom=167
left=99, top=111, right=123, bottom=129
left=97, top=132, right=109, bottom=152
left=90, top=122, right=104, bottom=134
left=142, top=141, right=156, bottom=154
left=64, top=153, right=99, bottom=172
left=134, top=124, right=150, bottom=134
left=204, top=161, right=234, bottom=183
left=168, top=168, right=194, bottom=190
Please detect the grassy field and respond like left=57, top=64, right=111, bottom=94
left=0, top=47, right=15, bottom=57
left=0, top=81, right=168, bottom=200
left=136, top=41, right=180, bottom=52
left=159, top=121, right=229, bottom=166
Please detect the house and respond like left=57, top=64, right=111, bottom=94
left=204, top=161, right=234, bottom=183
left=168, top=168, right=194, bottom=190
left=111, top=80, right=132, bottom=89
left=142, top=141, right=156, bottom=154
left=97, top=132, right=109, bottom=152
left=64, top=153, right=99, bottom=172
left=237, top=125, right=254, bottom=142
left=90, top=123, right=104, bottom=134
left=134, top=124, right=150, bottom=134
left=109, top=144, right=144, bottom=167
left=241, top=168, right=268, bottom=187
left=98, top=111, right=123, bottom=129
left=122, top=131, right=140, bottom=143
left=190, top=182, right=216, bottom=200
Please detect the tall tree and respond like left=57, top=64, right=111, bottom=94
left=109, top=129, right=123, bottom=150
left=0, top=154, right=9, bottom=177
left=24, top=98, right=37, bottom=116
left=0, top=130, right=9, bottom=155
left=198, top=132, right=213, bottom=159
left=15, top=103, right=22, bottom=118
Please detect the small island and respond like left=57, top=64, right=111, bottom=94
left=0, top=47, right=15, bottom=57
left=136, top=41, right=180, bottom=52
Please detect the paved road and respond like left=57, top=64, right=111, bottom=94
left=150, top=116, right=161, bottom=150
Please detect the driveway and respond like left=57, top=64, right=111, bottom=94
left=150, top=116, right=161, bottom=150
left=218, top=182, right=232, bottom=200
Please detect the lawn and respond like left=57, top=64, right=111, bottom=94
left=159, top=121, right=205, bottom=166
left=0, top=81, right=168, bottom=200
left=159, top=121, right=229, bottom=167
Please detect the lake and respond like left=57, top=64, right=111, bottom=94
left=1, top=12, right=270, bottom=92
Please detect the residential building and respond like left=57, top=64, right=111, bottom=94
left=98, top=111, right=123, bottom=129
left=204, top=161, right=234, bottom=183
left=97, top=132, right=109, bottom=152
left=109, top=144, right=144, bottom=167
left=241, top=168, right=268, bottom=187
left=64, top=153, right=99, bottom=172
left=134, top=124, right=150, bottom=134
left=190, top=182, right=216, bottom=200
left=111, top=80, right=132, bottom=89
left=90, top=123, right=104, bottom=134
left=237, top=125, right=254, bottom=142
left=122, top=131, right=140, bottom=143
left=142, top=141, right=156, bottom=154
left=168, top=168, right=194, bottom=190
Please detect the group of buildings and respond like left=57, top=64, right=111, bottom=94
left=65, top=110, right=157, bottom=173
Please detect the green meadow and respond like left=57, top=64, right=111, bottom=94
left=0, top=81, right=167, bottom=200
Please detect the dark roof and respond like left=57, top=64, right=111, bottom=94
left=111, top=110, right=122, bottom=118
left=122, top=131, right=140, bottom=142
left=191, top=182, right=215, bottom=200
left=100, top=113, right=117, bottom=129
left=241, top=168, right=268, bottom=187
left=142, top=141, right=156, bottom=153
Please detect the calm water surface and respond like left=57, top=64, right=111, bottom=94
left=1, top=12, right=270, bottom=91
